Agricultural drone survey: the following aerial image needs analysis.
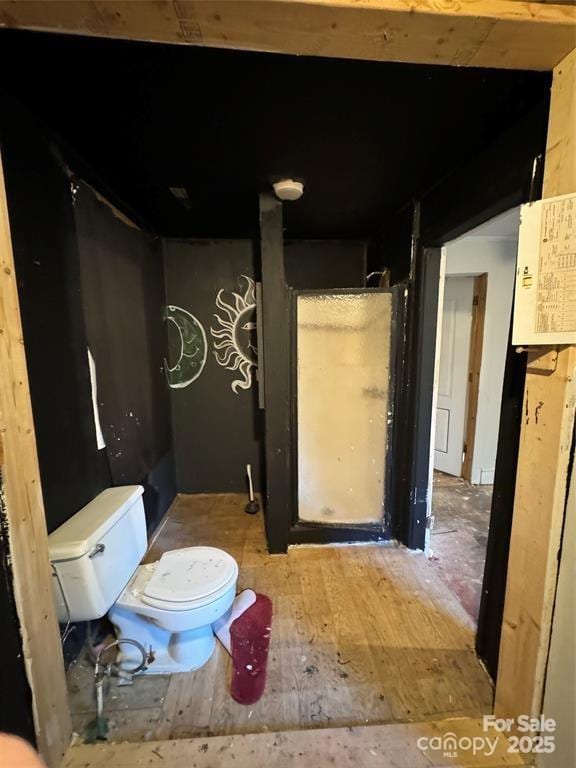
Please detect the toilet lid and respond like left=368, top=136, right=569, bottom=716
left=143, top=546, right=238, bottom=604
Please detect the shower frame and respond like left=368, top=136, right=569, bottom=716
left=287, top=285, right=403, bottom=546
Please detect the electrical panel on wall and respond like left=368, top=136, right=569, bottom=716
left=512, top=192, right=576, bottom=346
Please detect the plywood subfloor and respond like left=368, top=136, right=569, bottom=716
left=68, top=494, right=492, bottom=743
left=430, top=472, right=492, bottom=622
left=64, top=717, right=524, bottom=768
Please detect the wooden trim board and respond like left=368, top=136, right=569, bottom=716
left=0, top=151, right=71, bottom=764
left=543, top=45, right=576, bottom=197
left=0, top=0, right=574, bottom=71
left=63, top=718, right=524, bottom=768
left=0, top=6, right=571, bottom=764
left=462, top=274, right=488, bottom=482
left=495, top=48, right=576, bottom=719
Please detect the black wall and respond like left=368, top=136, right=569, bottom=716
left=164, top=239, right=263, bottom=494
left=74, top=184, right=175, bottom=532
left=1, top=105, right=110, bottom=534
left=164, top=238, right=367, bottom=495
left=1, top=102, right=175, bottom=538
left=284, top=240, right=366, bottom=289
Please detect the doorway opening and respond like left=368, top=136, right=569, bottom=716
left=428, top=208, right=521, bottom=625
left=0, top=24, right=552, bottom=760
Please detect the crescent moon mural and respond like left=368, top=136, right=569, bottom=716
left=211, top=275, right=258, bottom=394
left=164, top=305, right=207, bottom=389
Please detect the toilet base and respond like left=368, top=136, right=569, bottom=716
left=136, top=631, right=216, bottom=675
left=109, top=605, right=217, bottom=675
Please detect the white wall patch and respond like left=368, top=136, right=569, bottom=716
left=87, top=347, right=106, bottom=449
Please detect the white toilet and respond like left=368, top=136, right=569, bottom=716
left=48, top=485, right=238, bottom=674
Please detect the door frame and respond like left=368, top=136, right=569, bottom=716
left=432, top=273, right=476, bottom=480
left=394, top=245, right=442, bottom=550
left=461, top=273, right=488, bottom=481
left=412, top=216, right=528, bottom=686
left=409, top=52, right=575, bottom=717
left=288, top=286, right=400, bottom=546
left=0, top=13, right=573, bottom=765
left=432, top=270, right=489, bottom=483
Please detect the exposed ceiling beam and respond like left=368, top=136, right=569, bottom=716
left=0, top=0, right=574, bottom=71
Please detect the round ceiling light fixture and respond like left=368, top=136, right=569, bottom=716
left=272, top=179, right=304, bottom=201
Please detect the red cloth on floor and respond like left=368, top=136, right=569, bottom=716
left=229, top=593, right=273, bottom=705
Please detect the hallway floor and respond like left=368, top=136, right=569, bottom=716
left=430, top=472, right=492, bottom=623
left=67, top=494, right=492, bottom=744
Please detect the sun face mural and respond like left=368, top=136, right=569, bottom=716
left=211, top=275, right=258, bottom=394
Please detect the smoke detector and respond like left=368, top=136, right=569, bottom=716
left=273, top=179, right=304, bottom=201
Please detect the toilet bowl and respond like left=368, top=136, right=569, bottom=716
left=109, top=547, right=238, bottom=674
left=48, top=486, right=238, bottom=676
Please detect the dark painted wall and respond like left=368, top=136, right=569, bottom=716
left=2, top=104, right=176, bottom=674
left=284, top=240, right=366, bottom=289
left=164, top=239, right=263, bottom=495
left=74, top=184, right=175, bottom=532
left=2, top=99, right=176, bottom=540
left=164, top=238, right=367, bottom=495
left=1, top=104, right=110, bottom=535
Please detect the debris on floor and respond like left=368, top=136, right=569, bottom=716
left=430, top=471, right=492, bottom=622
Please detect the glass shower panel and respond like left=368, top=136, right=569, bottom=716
left=297, top=291, right=392, bottom=525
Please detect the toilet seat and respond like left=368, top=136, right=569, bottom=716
left=109, top=546, right=239, bottom=673
left=141, top=546, right=238, bottom=612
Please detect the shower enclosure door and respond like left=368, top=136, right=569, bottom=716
left=293, top=288, right=397, bottom=539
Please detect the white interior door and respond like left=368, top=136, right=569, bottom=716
left=434, top=276, right=474, bottom=476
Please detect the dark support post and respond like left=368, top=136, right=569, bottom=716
left=396, top=239, right=441, bottom=550
left=476, top=330, right=527, bottom=679
left=259, top=193, right=292, bottom=553
left=407, top=246, right=441, bottom=549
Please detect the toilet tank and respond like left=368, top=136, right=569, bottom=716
left=48, top=485, right=147, bottom=622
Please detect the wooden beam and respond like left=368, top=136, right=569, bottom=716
left=62, top=718, right=524, bottom=768
left=495, top=47, right=576, bottom=719
left=543, top=45, right=576, bottom=196
left=0, top=0, right=574, bottom=71
left=0, top=151, right=71, bottom=764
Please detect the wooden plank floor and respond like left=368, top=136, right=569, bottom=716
left=68, top=493, right=493, bottom=743
left=64, top=717, right=524, bottom=768
left=431, top=471, right=492, bottom=622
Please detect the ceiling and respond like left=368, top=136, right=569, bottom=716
left=0, top=30, right=551, bottom=239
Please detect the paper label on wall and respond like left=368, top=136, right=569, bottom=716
left=512, top=192, right=576, bottom=345
left=87, top=347, right=106, bottom=449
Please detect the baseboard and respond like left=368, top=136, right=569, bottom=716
left=480, top=468, right=495, bottom=485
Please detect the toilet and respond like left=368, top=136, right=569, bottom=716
left=48, top=485, right=238, bottom=674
